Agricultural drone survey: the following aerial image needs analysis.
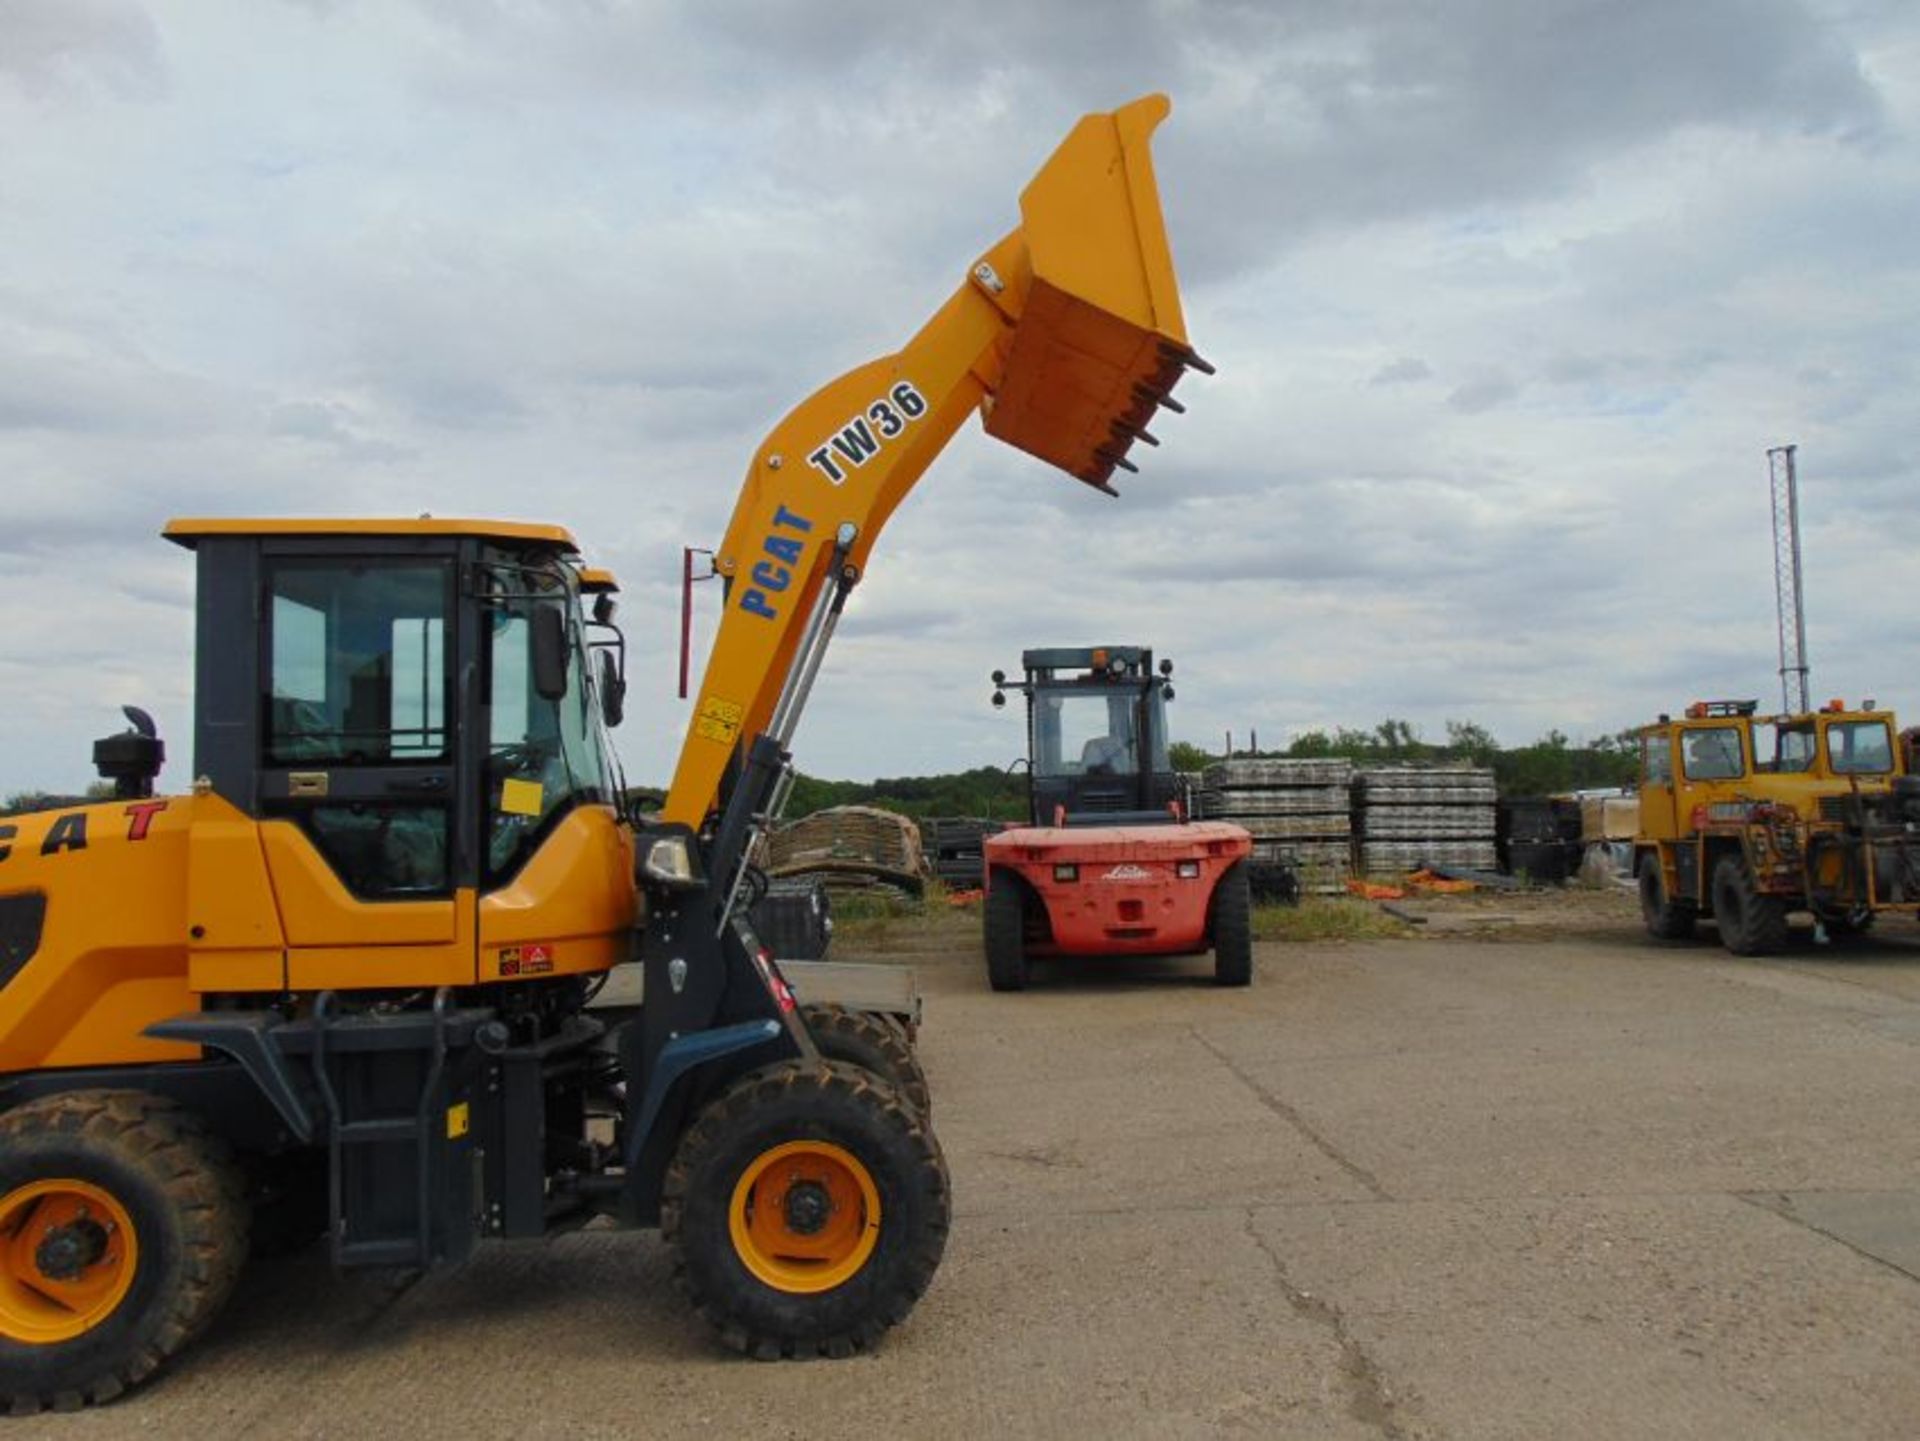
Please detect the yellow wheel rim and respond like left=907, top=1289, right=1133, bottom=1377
left=0, top=1179, right=140, bottom=1344
left=728, top=1140, right=881, bottom=1294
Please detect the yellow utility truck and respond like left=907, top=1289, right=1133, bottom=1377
left=0, top=97, right=1204, bottom=1409
left=1634, top=699, right=1920, bottom=953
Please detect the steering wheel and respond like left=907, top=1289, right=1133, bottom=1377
left=488, top=741, right=551, bottom=777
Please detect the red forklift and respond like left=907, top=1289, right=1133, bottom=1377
left=982, top=647, right=1254, bottom=989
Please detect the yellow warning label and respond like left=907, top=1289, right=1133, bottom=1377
left=695, top=696, right=744, bottom=746
left=446, top=1102, right=470, bottom=1139
left=500, top=777, right=544, bottom=816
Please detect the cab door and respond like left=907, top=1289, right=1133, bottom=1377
left=1639, top=730, right=1679, bottom=840
left=473, top=571, right=636, bottom=983
left=255, top=553, right=478, bottom=988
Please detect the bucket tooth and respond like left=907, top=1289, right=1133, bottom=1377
left=1156, top=340, right=1216, bottom=377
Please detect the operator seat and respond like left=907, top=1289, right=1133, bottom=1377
left=1081, top=735, right=1128, bottom=774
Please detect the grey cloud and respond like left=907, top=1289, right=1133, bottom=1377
left=0, top=0, right=164, bottom=100
left=1447, top=375, right=1520, bottom=413
left=1371, top=357, right=1431, bottom=385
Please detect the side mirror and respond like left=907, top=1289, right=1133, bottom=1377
left=597, top=648, right=626, bottom=728
left=1159, top=658, right=1174, bottom=676
left=991, top=670, right=1006, bottom=686
left=531, top=605, right=570, bottom=701
left=1161, top=684, right=1175, bottom=702
left=593, top=593, right=616, bottom=626
left=991, top=690, right=1007, bottom=708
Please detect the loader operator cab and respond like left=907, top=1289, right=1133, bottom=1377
left=167, top=518, right=626, bottom=906
left=992, top=645, right=1179, bottom=826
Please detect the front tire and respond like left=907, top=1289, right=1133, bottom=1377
left=1210, top=862, right=1253, bottom=987
left=800, top=1004, right=931, bottom=1120
left=1637, top=854, right=1697, bottom=941
left=1711, top=854, right=1788, bottom=956
left=984, top=879, right=1030, bottom=992
left=661, top=1061, right=950, bottom=1360
left=0, top=1091, right=249, bottom=1413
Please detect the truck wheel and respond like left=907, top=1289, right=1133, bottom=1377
left=0, top=1091, right=249, bottom=1413
left=1710, top=855, right=1789, bottom=956
left=800, top=1004, right=932, bottom=1121
left=661, top=1060, right=950, bottom=1359
left=984, top=880, right=1030, bottom=992
left=1209, top=862, right=1253, bottom=987
left=1637, top=854, right=1697, bottom=940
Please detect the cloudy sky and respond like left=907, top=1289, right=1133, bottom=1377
left=3, top=0, right=1915, bottom=797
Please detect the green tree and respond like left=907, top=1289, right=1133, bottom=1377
left=1168, top=740, right=1213, bottom=773
left=1286, top=729, right=1335, bottom=757
left=1443, top=720, right=1499, bottom=767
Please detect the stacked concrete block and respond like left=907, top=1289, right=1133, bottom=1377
left=1352, top=764, right=1497, bottom=874
left=1198, top=758, right=1352, bottom=893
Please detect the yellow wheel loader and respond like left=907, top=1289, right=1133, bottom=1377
left=0, top=96, right=1207, bottom=1408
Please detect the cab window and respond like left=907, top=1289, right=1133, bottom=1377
left=266, top=563, right=449, bottom=764
left=1827, top=720, right=1893, bottom=775
left=1642, top=733, right=1673, bottom=784
left=1776, top=725, right=1816, bottom=773
left=484, top=565, right=618, bottom=882
left=1033, top=691, right=1140, bottom=778
left=1681, top=726, right=1744, bottom=781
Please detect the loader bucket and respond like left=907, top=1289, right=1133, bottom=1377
left=985, top=94, right=1208, bottom=494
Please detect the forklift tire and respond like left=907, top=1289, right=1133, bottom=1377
left=1209, top=861, right=1253, bottom=987
left=0, top=1091, right=249, bottom=1413
left=1710, top=855, right=1789, bottom=957
left=661, top=1060, right=949, bottom=1360
left=799, top=1005, right=931, bottom=1121
left=1637, top=854, right=1697, bottom=941
left=984, top=880, right=1030, bottom=992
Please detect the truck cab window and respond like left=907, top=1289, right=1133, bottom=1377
left=1681, top=726, right=1744, bottom=781
left=1643, top=733, right=1673, bottom=784
left=1777, top=725, right=1816, bottom=773
left=1828, top=720, right=1893, bottom=775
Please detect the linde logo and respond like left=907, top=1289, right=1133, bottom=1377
left=1101, top=864, right=1152, bottom=882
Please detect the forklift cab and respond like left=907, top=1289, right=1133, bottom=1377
left=993, top=645, right=1180, bottom=826
left=164, top=518, right=636, bottom=992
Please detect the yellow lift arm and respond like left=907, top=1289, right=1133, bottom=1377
left=660, top=94, right=1207, bottom=831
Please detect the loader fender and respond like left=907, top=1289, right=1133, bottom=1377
left=143, top=1012, right=316, bottom=1143
left=619, top=1019, right=786, bottom=1225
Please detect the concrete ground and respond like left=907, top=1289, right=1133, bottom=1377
left=33, top=904, right=1920, bottom=1439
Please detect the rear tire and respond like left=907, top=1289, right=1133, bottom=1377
left=661, top=1061, right=949, bottom=1359
left=1210, top=862, right=1254, bottom=987
left=984, top=880, right=1030, bottom=992
left=1637, top=854, right=1697, bottom=941
left=0, top=1091, right=249, bottom=1413
left=800, top=1004, right=931, bottom=1120
left=1711, top=855, right=1788, bottom=956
